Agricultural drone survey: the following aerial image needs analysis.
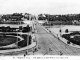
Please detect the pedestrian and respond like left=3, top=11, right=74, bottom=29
left=33, top=48, right=38, bottom=54
left=38, top=45, right=41, bottom=49
left=49, top=48, right=52, bottom=52
left=59, top=51, right=63, bottom=56
left=24, top=51, right=28, bottom=57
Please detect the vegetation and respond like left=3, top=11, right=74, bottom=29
left=38, top=14, right=80, bottom=21
left=62, top=32, right=80, bottom=45
left=18, top=34, right=32, bottom=47
left=0, top=36, right=19, bottom=46
left=2, top=13, right=23, bottom=21
left=38, top=14, right=80, bottom=25
left=0, top=26, right=31, bottom=32
left=0, top=33, right=32, bottom=48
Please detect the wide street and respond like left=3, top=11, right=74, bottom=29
left=33, top=21, right=80, bottom=55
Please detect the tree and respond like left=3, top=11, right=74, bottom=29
left=65, top=29, right=68, bottom=33
left=6, top=26, right=10, bottom=32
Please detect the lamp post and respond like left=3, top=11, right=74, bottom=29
left=27, top=34, right=29, bottom=55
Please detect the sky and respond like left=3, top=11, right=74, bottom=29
left=0, top=0, right=80, bottom=15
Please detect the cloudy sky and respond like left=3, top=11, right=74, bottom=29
left=0, top=0, right=80, bottom=15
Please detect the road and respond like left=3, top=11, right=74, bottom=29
left=33, top=22, right=80, bottom=55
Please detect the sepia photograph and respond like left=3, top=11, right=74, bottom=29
left=0, top=0, right=80, bottom=60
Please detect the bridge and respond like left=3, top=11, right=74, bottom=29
left=33, top=20, right=80, bottom=55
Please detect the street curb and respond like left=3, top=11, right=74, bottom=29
left=39, top=24, right=50, bottom=33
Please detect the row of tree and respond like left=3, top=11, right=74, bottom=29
left=38, top=14, right=80, bottom=21
left=0, top=25, right=31, bottom=32
left=1, top=13, right=23, bottom=21
left=0, top=13, right=36, bottom=22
